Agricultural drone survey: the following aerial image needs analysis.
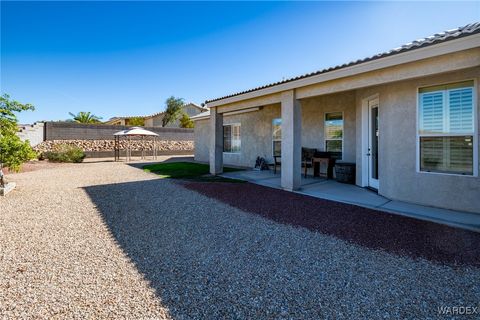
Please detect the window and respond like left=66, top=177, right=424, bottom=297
left=418, top=81, right=476, bottom=175
left=272, top=118, right=282, bottom=156
left=223, top=124, right=241, bottom=153
left=325, top=112, right=343, bottom=159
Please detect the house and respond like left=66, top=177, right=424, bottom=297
left=192, top=23, right=480, bottom=213
left=105, top=103, right=206, bottom=127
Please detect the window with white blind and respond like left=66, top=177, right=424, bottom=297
left=223, top=124, right=241, bottom=153
left=325, top=112, right=343, bottom=159
left=418, top=80, right=477, bottom=175
left=272, top=118, right=282, bottom=156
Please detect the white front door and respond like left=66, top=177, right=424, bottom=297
left=367, top=98, right=379, bottom=189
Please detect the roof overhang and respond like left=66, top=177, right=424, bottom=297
left=207, top=33, right=480, bottom=108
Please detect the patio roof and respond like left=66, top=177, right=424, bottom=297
left=190, top=110, right=210, bottom=121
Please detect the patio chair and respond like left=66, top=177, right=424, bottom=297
left=302, top=147, right=317, bottom=178
left=273, top=155, right=281, bottom=174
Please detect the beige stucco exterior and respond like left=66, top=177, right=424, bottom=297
left=106, top=104, right=205, bottom=127
left=354, top=67, right=480, bottom=212
left=195, top=37, right=480, bottom=213
left=195, top=91, right=356, bottom=167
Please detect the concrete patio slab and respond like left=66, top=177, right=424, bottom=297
left=222, top=170, right=388, bottom=207
left=221, top=169, right=321, bottom=189
left=221, top=169, right=480, bottom=232
left=299, top=180, right=390, bottom=208
left=381, top=200, right=480, bottom=232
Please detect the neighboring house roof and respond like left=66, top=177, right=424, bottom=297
left=105, top=103, right=206, bottom=122
left=206, top=22, right=480, bottom=104
left=190, top=110, right=210, bottom=121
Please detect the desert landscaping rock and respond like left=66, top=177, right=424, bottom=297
left=34, top=139, right=194, bottom=153
left=184, top=182, right=480, bottom=267
left=1, top=159, right=479, bottom=319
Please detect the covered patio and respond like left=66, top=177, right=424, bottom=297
left=221, top=169, right=388, bottom=208
left=208, top=86, right=373, bottom=192
left=196, top=28, right=480, bottom=213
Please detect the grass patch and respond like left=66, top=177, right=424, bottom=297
left=143, top=162, right=245, bottom=182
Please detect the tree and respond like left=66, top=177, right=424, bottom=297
left=0, top=94, right=36, bottom=171
left=162, top=96, right=184, bottom=127
left=68, top=111, right=102, bottom=124
left=179, top=112, right=194, bottom=128
left=127, top=117, right=145, bottom=126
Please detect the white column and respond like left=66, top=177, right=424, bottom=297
left=209, top=107, right=223, bottom=175
left=281, top=90, right=302, bottom=191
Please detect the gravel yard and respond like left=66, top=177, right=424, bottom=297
left=1, top=159, right=479, bottom=319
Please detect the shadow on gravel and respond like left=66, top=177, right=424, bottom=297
left=183, top=182, right=480, bottom=268
left=84, top=179, right=479, bottom=318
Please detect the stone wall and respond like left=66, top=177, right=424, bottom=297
left=24, top=122, right=195, bottom=158
left=34, top=139, right=193, bottom=153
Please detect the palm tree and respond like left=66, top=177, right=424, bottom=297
left=68, top=111, right=102, bottom=124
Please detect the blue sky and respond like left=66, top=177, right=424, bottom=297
left=1, top=1, right=479, bottom=124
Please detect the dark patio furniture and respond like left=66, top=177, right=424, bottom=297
left=273, top=149, right=336, bottom=178
left=335, top=162, right=356, bottom=184
left=273, top=155, right=281, bottom=174
left=312, top=151, right=336, bottom=179
left=302, top=147, right=317, bottom=178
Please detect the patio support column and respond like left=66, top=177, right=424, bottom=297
left=209, top=106, right=223, bottom=175
left=281, top=90, right=302, bottom=191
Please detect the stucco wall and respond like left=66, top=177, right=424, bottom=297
left=194, top=119, right=210, bottom=163
left=222, top=104, right=281, bottom=167
left=162, top=105, right=205, bottom=128
left=355, top=67, right=480, bottom=213
left=17, top=122, right=45, bottom=147
left=196, top=66, right=479, bottom=212
left=113, top=105, right=204, bottom=128
left=184, top=105, right=203, bottom=117
left=301, top=92, right=356, bottom=162
left=194, top=91, right=356, bottom=167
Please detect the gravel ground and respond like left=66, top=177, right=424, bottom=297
left=184, top=182, right=480, bottom=267
left=2, top=160, right=64, bottom=174
left=1, top=160, right=479, bottom=319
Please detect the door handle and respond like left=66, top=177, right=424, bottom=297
left=366, top=153, right=371, bottom=156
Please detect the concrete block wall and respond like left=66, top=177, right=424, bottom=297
left=44, top=122, right=194, bottom=141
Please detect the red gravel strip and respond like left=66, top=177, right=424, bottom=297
left=183, top=181, right=480, bottom=267
left=4, top=160, right=63, bottom=174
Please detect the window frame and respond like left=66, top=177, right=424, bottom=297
left=272, top=118, right=282, bottom=157
left=223, top=123, right=241, bottom=154
left=324, top=111, right=344, bottom=160
left=416, top=79, right=478, bottom=177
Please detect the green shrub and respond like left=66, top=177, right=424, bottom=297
left=44, top=145, right=85, bottom=163
left=0, top=134, right=37, bottom=172
left=0, top=93, right=36, bottom=172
